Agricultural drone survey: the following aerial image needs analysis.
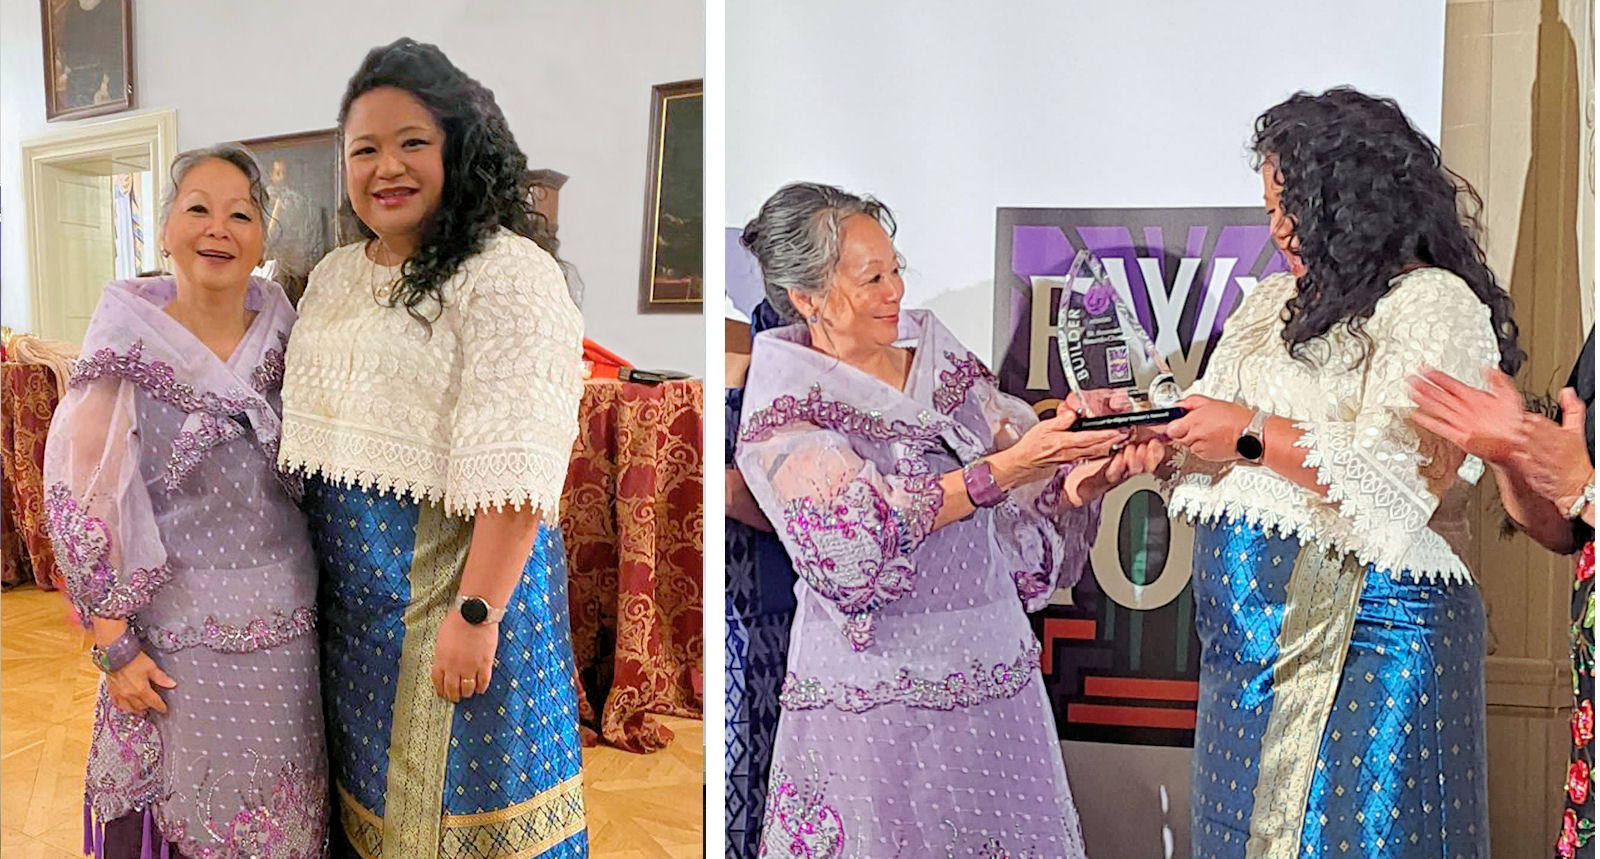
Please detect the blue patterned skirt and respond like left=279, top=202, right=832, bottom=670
left=307, top=477, right=588, bottom=858
left=1191, top=518, right=1489, bottom=858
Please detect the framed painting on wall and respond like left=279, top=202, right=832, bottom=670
left=638, top=79, right=703, bottom=312
left=240, top=129, right=344, bottom=305
left=41, top=0, right=134, bottom=121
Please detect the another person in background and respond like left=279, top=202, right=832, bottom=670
left=1409, top=327, right=1594, bottom=857
left=44, top=144, right=326, bottom=857
left=724, top=300, right=797, bottom=857
left=278, top=38, right=587, bottom=857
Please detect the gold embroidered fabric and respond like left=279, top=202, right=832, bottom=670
left=1245, top=544, right=1368, bottom=858
left=382, top=505, right=474, bottom=855
left=280, top=230, right=585, bottom=518
left=1167, top=268, right=1500, bottom=584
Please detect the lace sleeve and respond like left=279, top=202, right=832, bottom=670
left=42, top=377, right=170, bottom=624
left=968, top=378, right=1101, bottom=610
left=1292, top=270, right=1498, bottom=575
left=734, top=422, right=944, bottom=652
left=445, top=238, right=585, bottom=518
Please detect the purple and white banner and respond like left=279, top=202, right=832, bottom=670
left=994, top=207, right=1289, bottom=747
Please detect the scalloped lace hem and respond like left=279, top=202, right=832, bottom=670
left=1166, top=493, right=1475, bottom=586
left=280, top=417, right=566, bottom=517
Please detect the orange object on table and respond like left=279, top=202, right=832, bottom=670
left=582, top=339, right=630, bottom=381
left=560, top=377, right=704, bottom=752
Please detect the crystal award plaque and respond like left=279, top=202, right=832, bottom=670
left=1055, top=249, right=1186, bottom=430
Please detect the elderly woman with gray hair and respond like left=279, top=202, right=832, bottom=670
left=43, top=144, right=326, bottom=858
left=735, top=182, right=1164, bottom=857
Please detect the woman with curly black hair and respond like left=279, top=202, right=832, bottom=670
left=1112, top=88, right=1520, bottom=856
left=278, top=38, right=587, bottom=857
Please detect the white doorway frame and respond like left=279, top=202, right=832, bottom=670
left=22, top=109, right=176, bottom=340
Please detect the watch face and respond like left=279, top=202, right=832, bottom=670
left=1236, top=434, right=1264, bottom=462
left=460, top=597, right=489, bottom=625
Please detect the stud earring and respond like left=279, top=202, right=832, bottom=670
left=807, top=314, right=819, bottom=324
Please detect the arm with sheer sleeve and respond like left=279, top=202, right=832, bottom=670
left=969, top=376, right=1101, bottom=611
left=734, top=422, right=943, bottom=651
left=42, top=377, right=170, bottom=625
left=445, top=240, right=585, bottom=519
left=1291, top=272, right=1496, bottom=573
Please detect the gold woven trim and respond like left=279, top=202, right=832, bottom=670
left=381, top=504, right=474, bottom=855
left=1245, top=544, right=1367, bottom=858
left=336, top=786, right=382, bottom=859
left=439, top=774, right=587, bottom=857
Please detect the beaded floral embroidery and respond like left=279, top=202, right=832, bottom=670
left=44, top=483, right=171, bottom=621
left=760, top=763, right=845, bottom=858
left=932, top=351, right=996, bottom=416
left=780, top=640, right=1042, bottom=713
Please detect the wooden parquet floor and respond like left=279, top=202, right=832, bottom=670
left=0, top=586, right=704, bottom=858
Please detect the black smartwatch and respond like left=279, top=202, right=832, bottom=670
left=453, top=595, right=506, bottom=625
left=1235, top=410, right=1267, bottom=463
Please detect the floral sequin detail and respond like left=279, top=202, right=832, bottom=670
left=760, top=764, right=845, bottom=858
left=783, top=477, right=938, bottom=652
left=780, top=640, right=1042, bottom=713
left=44, top=483, right=171, bottom=621
left=932, top=351, right=996, bottom=416
left=741, top=385, right=948, bottom=452
left=70, top=340, right=266, bottom=417
left=158, top=756, right=328, bottom=859
left=144, top=607, right=316, bottom=654
left=165, top=413, right=248, bottom=492
left=1558, top=541, right=1594, bottom=856
left=85, top=690, right=163, bottom=823
left=249, top=337, right=288, bottom=394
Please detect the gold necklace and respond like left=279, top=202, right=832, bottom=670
left=367, top=237, right=401, bottom=304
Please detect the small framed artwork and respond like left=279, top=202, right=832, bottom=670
left=41, top=0, right=135, bottom=121
left=638, top=79, right=703, bottom=313
left=240, top=129, right=345, bottom=305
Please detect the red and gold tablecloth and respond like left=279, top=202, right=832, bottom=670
left=560, top=377, right=704, bottom=752
left=1, top=363, right=62, bottom=591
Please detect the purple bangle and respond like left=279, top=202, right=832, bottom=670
left=92, top=628, right=142, bottom=673
left=963, top=460, right=1007, bottom=508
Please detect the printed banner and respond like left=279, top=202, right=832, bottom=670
left=993, top=207, right=1289, bottom=746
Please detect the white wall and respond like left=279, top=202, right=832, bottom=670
left=727, top=0, right=1446, bottom=365
left=2, top=0, right=704, bottom=372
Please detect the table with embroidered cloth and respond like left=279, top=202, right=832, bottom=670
left=1, top=362, right=63, bottom=590
left=560, top=377, right=704, bottom=752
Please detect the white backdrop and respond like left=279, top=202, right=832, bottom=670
left=728, top=0, right=1445, bottom=367
left=1, top=0, right=705, bottom=372
left=728, top=3, right=1445, bottom=856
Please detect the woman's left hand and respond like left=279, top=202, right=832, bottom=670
left=432, top=613, right=499, bottom=702
left=1165, top=395, right=1252, bottom=462
left=1512, top=387, right=1593, bottom=511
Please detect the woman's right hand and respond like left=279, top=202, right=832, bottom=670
left=105, top=652, right=177, bottom=716
left=992, top=413, right=1127, bottom=489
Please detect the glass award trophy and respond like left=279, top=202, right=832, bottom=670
left=1055, top=249, right=1186, bottom=430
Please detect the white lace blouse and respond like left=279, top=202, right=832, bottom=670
left=279, top=229, right=584, bottom=518
left=1166, top=267, right=1500, bottom=584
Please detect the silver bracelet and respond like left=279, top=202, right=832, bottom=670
left=1564, top=481, right=1595, bottom=520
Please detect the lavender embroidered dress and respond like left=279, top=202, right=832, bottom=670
left=735, top=310, right=1096, bottom=858
left=43, top=276, right=327, bottom=858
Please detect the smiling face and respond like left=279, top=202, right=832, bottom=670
left=791, top=213, right=905, bottom=354
left=342, top=86, right=445, bottom=258
left=161, top=157, right=264, bottom=295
